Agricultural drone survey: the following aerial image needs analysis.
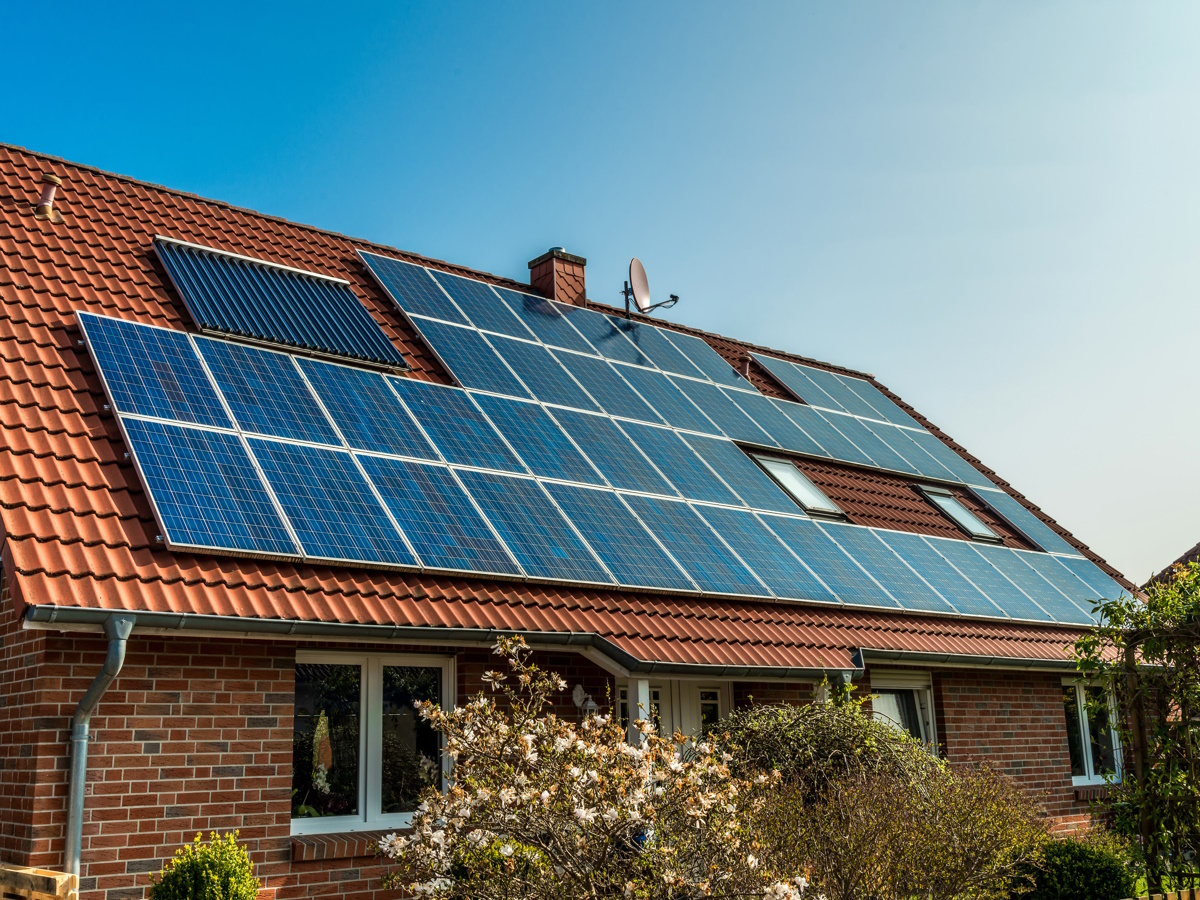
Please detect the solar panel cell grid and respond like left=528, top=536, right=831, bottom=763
left=868, top=424, right=959, bottom=482
left=765, top=400, right=832, bottom=458
left=454, top=470, right=613, bottom=584
left=560, top=306, right=655, bottom=367
left=750, top=354, right=839, bottom=410
left=196, top=338, right=341, bottom=445
left=428, top=271, right=535, bottom=341
left=621, top=495, right=770, bottom=597
left=925, top=539, right=1052, bottom=622
left=837, top=375, right=923, bottom=428
left=665, top=331, right=751, bottom=389
left=549, top=409, right=675, bottom=495
left=619, top=367, right=721, bottom=434
left=764, top=515, right=898, bottom=608
left=620, top=422, right=739, bottom=505
left=247, top=438, right=414, bottom=565
left=681, top=435, right=802, bottom=515
left=543, top=483, right=697, bottom=592
left=722, top=389, right=817, bottom=454
left=356, top=455, right=522, bottom=576
left=611, top=319, right=705, bottom=377
left=668, top=377, right=773, bottom=444
left=873, top=530, right=1002, bottom=618
left=79, top=313, right=232, bottom=428
left=820, top=523, right=954, bottom=613
left=297, top=358, right=437, bottom=460
left=495, top=287, right=595, bottom=354
left=697, top=506, right=837, bottom=602
left=123, top=418, right=298, bottom=556
left=825, top=414, right=919, bottom=474
left=360, top=252, right=469, bottom=325
left=408, top=317, right=531, bottom=399
left=904, top=430, right=989, bottom=487
left=488, top=335, right=600, bottom=411
left=780, top=406, right=873, bottom=467
left=972, top=544, right=1091, bottom=624
left=388, top=378, right=525, bottom=473
left=1017, top=550, right=1101, bottom=614
left=799, top=365, right=883, bottom=419
left=972, top=488, right=1080, bottom=556
left=1056, top=556, right=1131, bottom=602
left=470, top=394, right=604, bottom=485
left=551, top=351, right=665, bottom=423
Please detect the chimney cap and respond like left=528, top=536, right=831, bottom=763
left=40, top=173, right=62, bottom=187
left=529, top=247, right=586, bottom=269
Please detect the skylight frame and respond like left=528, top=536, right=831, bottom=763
left=752, top=454, right=843, bottom=518
left=919, top=485, right=1001, bottom=542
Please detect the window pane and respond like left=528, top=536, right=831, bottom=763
left=382, top=666, right=444, bottom=815
left=873, top=689, right=924, bottom=741
left=925, top=490, right=998, bottom=540
left=755, top=456, right=841, bottom=515
left=1062, top=686, right=1088, bottom=777
left=1085, top=686, right=1118, bottom=777
left=294, top=663, right=361, bottom=818
left=699, top=690, right=720, bottom=733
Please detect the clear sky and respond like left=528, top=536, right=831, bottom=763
left=8, top=2, right=1197, bottom=582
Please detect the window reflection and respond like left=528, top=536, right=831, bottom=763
left=381, top=665, right=443, bottom=815
left=293, top=663, right=361, bottom=818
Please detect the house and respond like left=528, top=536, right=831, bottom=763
left=1151, top=540, right=1200, bottom=583
left=0, top=144, right=1133, bottom=900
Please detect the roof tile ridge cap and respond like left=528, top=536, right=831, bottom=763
left=1, top=142, right=533, bottom=295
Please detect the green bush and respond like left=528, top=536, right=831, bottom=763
left=1013, top=834, right=1135, bottom=900
left=149, top=831, right=260, bottom=900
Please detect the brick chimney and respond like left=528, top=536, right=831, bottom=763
left=529, top=247, right=587, bottom=307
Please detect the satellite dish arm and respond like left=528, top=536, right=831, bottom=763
left=621, top=284, right=679, bottom=318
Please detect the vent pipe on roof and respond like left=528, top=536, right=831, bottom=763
left=529, top=247, right=587, bottom=307
left=33, top=173, right=64, bottom=224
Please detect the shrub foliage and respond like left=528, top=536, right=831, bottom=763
left=1011, top=833, right=1135, bottom=900
left=148, top=831, right=260, bottom=900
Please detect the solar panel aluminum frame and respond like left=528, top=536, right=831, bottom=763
left=155, top=236, right=409, bottom=372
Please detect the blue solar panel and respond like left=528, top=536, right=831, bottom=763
left=680, top=435, right=802, bottom=514
left=428, top=270, right=535, bottom=340
left=470, top=394, right=604, bottom=485
left=695, top=506, right=836, bottom=602
left=665, top=331, right=751, bottom=389
left=454, top=470, right=612, bottom=584
left=1017, top=550, right=1101, bottom=617
left=494, top=287, right=595, bottom=354
left=360, top=251, right=468, bottom=325
left=549, top=409, right=674, bottom=495
left=618, top=367, right=720, bottom=434
left=818, top=523, right=954, bottom=613
left=156, top=239, right=405, bottom=367
left=762, top=516, right=898, bottom=608
left=766, top=399, right=835, bottom=458
left=1056, top=555, right=1131, bottom=602
left=247, top=438, right=414, bottom=565
left=558, top=306, right=654, bottom=367
left=824, top=414, right=919, bottom=475
left=796, top=365, right=883, bottom=419
left=751, top=354, right=841, bottom=410
left=78, top=313, right=231, bottom=428
left=924, top=538, right=1051, bottom=622
left=859, top=422, right=956, bottom=481
left=196, top=338, right=340, bottom=445
left=388, top=378, right=524, bottom=473
left=668, top=377, right=774, bottom=444
left=836, top=375, right=922, bottom=428
left=408, top=317, right=531, bottom=399
left=721, top=389, right=818, bottom=453
left=971, top=488, right=1080, bottom=556
left=973, top=544, right=1091, bottom=624
left=873, top=530, right=1003, bottom=618
left=543, top=483, right=696, bottom=592
left=123, top=418, right=297, bottom=556
left=297, top=358, right=437, bottom=459
left=487, top=335, right=600, bottom=411
left=611, top=319, right=704, bottom=377
left=551, top=351, right=664, bottom=423
left=777, top=405, right=873, bottom=466
left=620, top=422, right=739, bottom=505
left=621, top=495, right=769, bottom=597
left=356, top=456, right=522, bottom=576
left=903, top=429, right=989, bottom=486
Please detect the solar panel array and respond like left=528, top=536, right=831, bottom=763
left=81, top=259, right=1127, bottom=627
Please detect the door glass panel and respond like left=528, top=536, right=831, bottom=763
left=699, top=689, right=721, bottom=733
left=1062, top=685, right=1088, bottom=777
left=294, top=663, right=361, bottom=818
left=381, top=666, right=444, bottom=814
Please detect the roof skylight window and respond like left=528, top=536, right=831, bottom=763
left=919, top=486, right=999, bottom=541
left=752, top=455, right=842, bottom=517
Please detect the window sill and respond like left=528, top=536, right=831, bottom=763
left=1073, top=784, right=1113, bottom=802
left=291, top=829, right=401, bottom=862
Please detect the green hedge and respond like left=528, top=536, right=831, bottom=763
left=1014, top=835, right=1135, bottom=900
left=149, top=831, right=260, bottom=900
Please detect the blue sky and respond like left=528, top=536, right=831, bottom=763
left=9, top=2, right=1198, bottom=580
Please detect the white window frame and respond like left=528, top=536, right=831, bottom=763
left=291, top=650, right=455, bottom=835
left=918, top=485, right=1000, bottom=542
left=618, top=680, right=730, bottom=741
left=1062, top=678, right=1122, bottom=787
left=869, top=670, right=938, bottom=754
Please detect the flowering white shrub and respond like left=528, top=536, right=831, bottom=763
left=379, top=636, right=802, bottom=899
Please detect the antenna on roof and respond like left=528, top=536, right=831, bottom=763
left=622, top=258, right=679, bottom=318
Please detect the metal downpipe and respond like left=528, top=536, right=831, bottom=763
left=65, top=614, right=134, bottom=877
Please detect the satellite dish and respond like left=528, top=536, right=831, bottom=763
left=629, top=258, right=652, bottom=313
left=621, top=257, right=680, bottom=318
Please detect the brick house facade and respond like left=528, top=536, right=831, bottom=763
left=0, top=144, right=1126, bottom=899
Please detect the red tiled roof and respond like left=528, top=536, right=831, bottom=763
left=1149, top=540, right=1200, bottom=586
left=0, top=143, right=1116, bottom=669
